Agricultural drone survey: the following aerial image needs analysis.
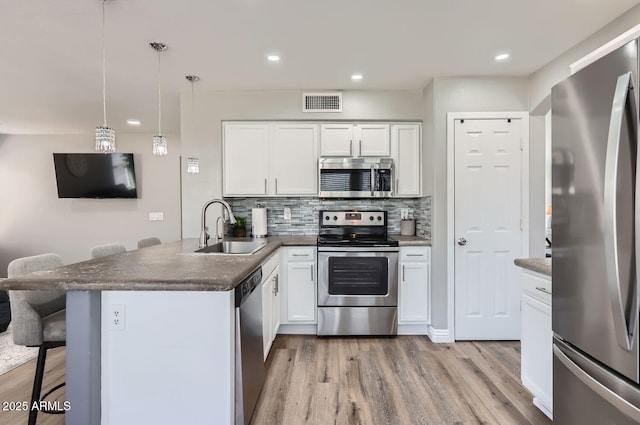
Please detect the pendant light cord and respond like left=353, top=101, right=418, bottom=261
left=102, top=0, right=107, bottom=126
left=191, top=80, right=195, bottom=143
left=158, top=50, right=162, bottom=136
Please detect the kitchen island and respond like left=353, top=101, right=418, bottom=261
left=0, top=236, right=315, bottom=425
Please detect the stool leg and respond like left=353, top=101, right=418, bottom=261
left=29, top=346, right=48, bottom=425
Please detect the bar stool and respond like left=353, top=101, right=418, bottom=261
left=137, top=237, right=161, bottom=249
left=90, top=243, right=126, bottom=259
left=8, top=253, right=66, bottom=425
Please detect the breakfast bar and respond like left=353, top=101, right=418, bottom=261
left=0, top=237, right=315, bottom=425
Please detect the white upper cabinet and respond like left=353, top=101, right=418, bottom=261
left=223, top=123, right=270, bottom=196
left=224, top=122, right=319, bottom=197
left=271, top=124, right=319, bottom=195
left=224, top=121, right=419, bottom=198
left=391, top=124, right=421, bottom=197
left=320, top=124, right=354, bottom=156
left=356, top=123, right=390, bottom=156
left=320, top=123, right=390, bottom=157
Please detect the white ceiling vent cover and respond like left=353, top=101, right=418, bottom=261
left=302, top=92, right=342, bottom=112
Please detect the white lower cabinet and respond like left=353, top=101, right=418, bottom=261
left=261, top=254, right=280, bottom=361
left=279, top=247, right=317, bottom=332
left=520, top=269, right=552, bottom=419
left=398, top=247, right=430, bottom=333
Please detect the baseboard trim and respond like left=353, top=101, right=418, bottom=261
left=398, top=323, right=429, bottom=335
left=277, top=324, right=317, bottom=335
left=427, top=325, right=454, bottom=343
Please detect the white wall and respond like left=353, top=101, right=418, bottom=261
left=429, top=77, right=530, bottom=330
left=529, top=3, right=640, bottom=112
left=179, top=89, right=425, bottom=238
left=0, top=133, right=182, bottom=276
left=422, top=82, right=435, bottom=198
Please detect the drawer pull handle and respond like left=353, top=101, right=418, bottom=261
left=406, top=254, right=424, bottom=257
left=535, top=286, right=552, bottom=295
left=292, top=254, right=308, bottom=257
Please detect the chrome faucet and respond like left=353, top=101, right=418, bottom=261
left=199, top=199, right=237, bottom=248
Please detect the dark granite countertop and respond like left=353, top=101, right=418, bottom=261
left=514, top=258, right=551, bottom=277
left=391, top=235, right=431, bottom=246
left=1, top=234, right=430, bottom=292
left=0, top=236, right=317, bottom=292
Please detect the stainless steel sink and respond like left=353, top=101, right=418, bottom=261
left=194, top=241, right=267, bottom=255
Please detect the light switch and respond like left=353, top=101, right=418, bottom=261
left=284, top=207, right=292, bottom=220
left=149, top=212, right=164, bottom=221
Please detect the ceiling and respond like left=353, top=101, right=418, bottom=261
left=1, top=0, right=639, bottom=135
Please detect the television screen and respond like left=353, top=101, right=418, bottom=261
left=53, top=153, right=138, bottom=198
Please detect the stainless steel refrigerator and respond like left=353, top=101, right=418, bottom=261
left=552, top=38, right=640, bottom=423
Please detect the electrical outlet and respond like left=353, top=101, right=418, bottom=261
left=284, top=207, right=292, bottom=220
left=108, top=304, right=125, bottom=331
left=400, top=208, right=409, bottom=220
left=149, top=212, right=164, bottom=221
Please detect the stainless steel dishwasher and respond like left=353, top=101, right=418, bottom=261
left=235, top=267, right=265, bottom=425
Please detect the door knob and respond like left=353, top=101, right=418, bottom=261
left=457, top=238, right=467, bottom=246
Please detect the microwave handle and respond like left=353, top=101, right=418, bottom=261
left=371, top=165, right=375, bottom=197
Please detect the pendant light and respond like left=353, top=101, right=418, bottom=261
left=185, top=74, right=200, bottom=174
left=95, top=0, right=115, bottom=153
left=150, top=42, right=168, bottom=156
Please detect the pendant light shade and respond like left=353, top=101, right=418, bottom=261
left=187, top=157, right=199, bottom=174
left=150, top=42, right=168, bottom=156
left=185, top=74, right=200, bottom=174
left=95, top=0, right=115, bottom=153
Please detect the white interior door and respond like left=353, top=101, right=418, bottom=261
left=454, top=118, right=523, bottom=340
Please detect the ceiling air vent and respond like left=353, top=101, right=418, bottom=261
left=302, top=92, right=342, bottom=112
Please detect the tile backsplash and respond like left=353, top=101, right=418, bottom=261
left=227, top=197, right=431, bottom=240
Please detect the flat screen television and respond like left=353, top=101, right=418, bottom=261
left=53, top=153, right=138, bottom=198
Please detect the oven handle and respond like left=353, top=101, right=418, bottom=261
left=317, top=246, right=400, bottom=252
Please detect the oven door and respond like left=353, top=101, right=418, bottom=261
left=317, top=249, right=398, bottom=307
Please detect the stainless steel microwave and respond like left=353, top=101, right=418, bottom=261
left=318, top=158, right=393, bottom=198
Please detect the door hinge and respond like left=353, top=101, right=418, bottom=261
left=520, top=218, right=524, bottom=231
left=520, top=139, right=523, bottom=151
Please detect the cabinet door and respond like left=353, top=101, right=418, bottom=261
left=262, top=278, right=273, bottom=361
left=271, top=124, right=319, bottom=195
left=223, top=123, right=270, bottom=196
left=521, top=293, right=552, bottom=413
left=286, top=262, right=316, bottom=322
left=399, top=262, right=430, bottom=323
left=320, top=124, right=354, bottom=156
left=392, top=124, right=421, bottom=197
left=271, top=271, right=280, bottom=337
left=356, top=124, right=390, bottom=156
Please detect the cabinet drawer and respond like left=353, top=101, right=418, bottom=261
left=521, top=270, right=551, bottom=305
left=400, top=247, right=429, bottom=262
left=287, top=247, right=316, bottom=261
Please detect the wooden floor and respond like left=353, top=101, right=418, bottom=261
left=252, top=335, right=551, bottom=425
left=0, top=337, right=550, bottom=425
left=0, top=346, right=65, bottom=425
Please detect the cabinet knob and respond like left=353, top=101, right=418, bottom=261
left=457, top=238, right=467, bottom=246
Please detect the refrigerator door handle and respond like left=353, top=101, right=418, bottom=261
left=604, top=71, right=636, bottom=351
left=554, top=344, right=640, bottom=421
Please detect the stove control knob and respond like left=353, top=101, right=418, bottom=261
left=369, top=216, right=374, bottom=221
left=377, top=216, right=382, bottom=221
left=333, top=216, right=338, bottom=221
left=325, top=215, right=330, bottom=221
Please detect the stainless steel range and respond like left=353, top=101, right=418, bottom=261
left=317, top=210, right=399, bottom=336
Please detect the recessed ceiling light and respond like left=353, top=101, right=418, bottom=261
left=127, top=119, right=141, bottom=126
left=495, top=53, right=510, bottom=62
left=351, top=73, right=363, bottom=81
left=267, top=55, right=280, bottom=62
